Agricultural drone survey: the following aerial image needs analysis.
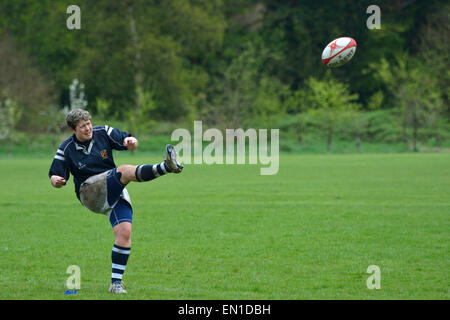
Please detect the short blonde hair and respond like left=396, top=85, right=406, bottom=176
left=66, top=109, right=91, bottom=129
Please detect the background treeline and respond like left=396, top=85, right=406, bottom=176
left=0, top=0, right=448, bottom=154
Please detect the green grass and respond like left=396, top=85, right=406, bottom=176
left=0, top=153, right=449, bottom=299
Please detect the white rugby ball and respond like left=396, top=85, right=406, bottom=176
left=321, top=37, right=357, bottom=67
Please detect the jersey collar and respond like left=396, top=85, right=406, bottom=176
left=72, top=135, right=95, bottom=155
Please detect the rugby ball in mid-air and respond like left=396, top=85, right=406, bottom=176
left=321, top=37, right=357, bottom=67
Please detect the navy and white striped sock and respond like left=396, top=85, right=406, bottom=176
left=111, top=244, right=131, bottom=283
left=135, top=162, right=170, bottom=182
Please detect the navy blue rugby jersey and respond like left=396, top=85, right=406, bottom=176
left=48, top=125, right=131, bottom=199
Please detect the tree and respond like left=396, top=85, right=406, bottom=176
left=0, top=33, right=55, bottom=132
left=372, top=54, right=444, bottom=151
left=415, top=2, right=450, bottom=147
left=0, top=95, right=22, bottom=156
left=300, top=75, right=360, bottom=152
left=126, top=86, right=157, bottom=136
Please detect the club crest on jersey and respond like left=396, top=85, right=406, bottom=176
left=100, top=149, right=108, bottom=160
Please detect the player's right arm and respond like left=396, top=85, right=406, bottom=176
left=49, top=142, right=70, bottom=189
left=50, top=175, right=66, bottom=188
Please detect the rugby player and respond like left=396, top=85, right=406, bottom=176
left=48, top=109, right=183, bottom=294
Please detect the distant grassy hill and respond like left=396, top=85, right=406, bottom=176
left=1, top=131, right=449, bottom=158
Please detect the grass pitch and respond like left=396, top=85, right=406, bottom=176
left=0, top=152, right=449, bottom=299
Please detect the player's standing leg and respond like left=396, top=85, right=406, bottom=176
left=108, top=144, right=182, bottom=294
left=107, top=197, right=133, bottom=293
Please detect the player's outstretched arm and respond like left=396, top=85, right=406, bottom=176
left=50, top=175, right=66, bottom=188
left=123, top=137, right=138, bottom=151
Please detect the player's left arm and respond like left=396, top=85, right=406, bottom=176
left=123, top=136, right=138, bottom=150
left=104, top=125, right=136, bottom=151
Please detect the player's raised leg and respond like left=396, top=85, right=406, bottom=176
left=116, top=165, right=138, bottom=184
left=117, top=144, right=183, bottom=185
